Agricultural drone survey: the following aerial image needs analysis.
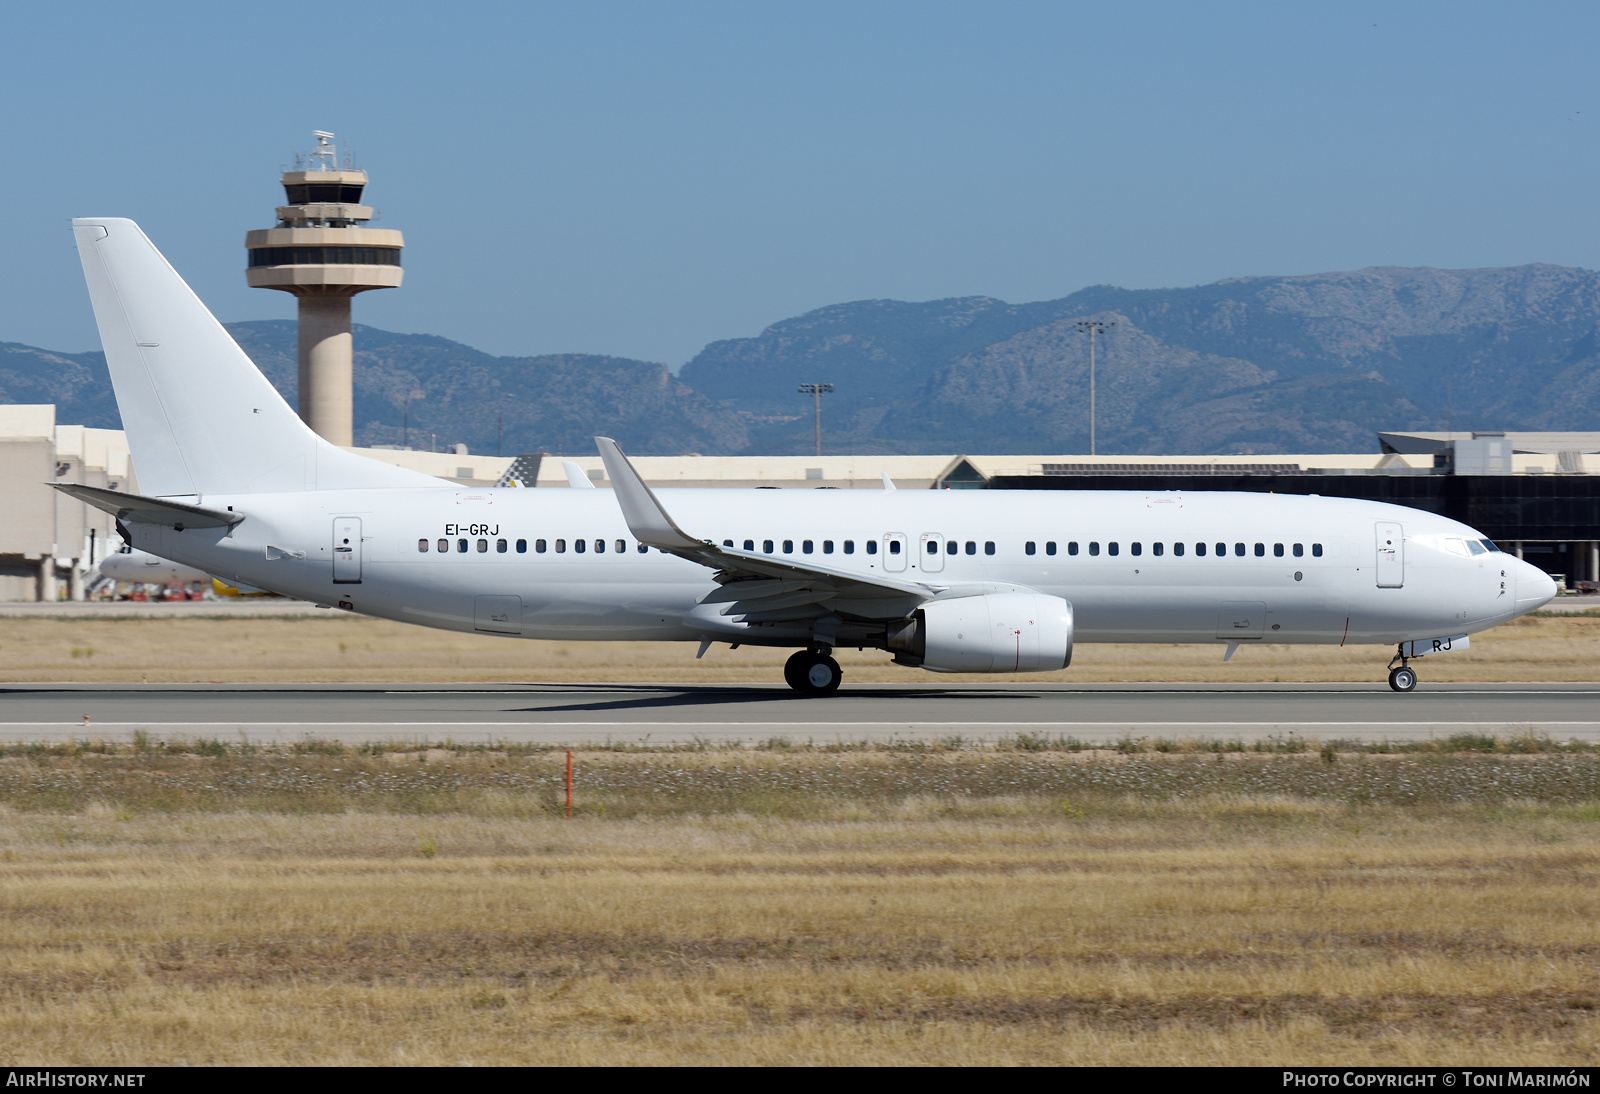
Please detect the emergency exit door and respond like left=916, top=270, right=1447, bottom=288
left=333, top=517, right=362, bottom=584
left=882, top=533, right=908, bottom=572
left=1375, top=522, right=1404, bottom=588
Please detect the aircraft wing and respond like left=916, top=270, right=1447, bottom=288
left=596, top=437, right=940, bottom=623
left=51, top=483, right=243, bottom=530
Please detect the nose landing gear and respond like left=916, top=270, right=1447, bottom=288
left=784, top=648, right=842, bottom=696
left=1386, top=646, right=1418, bottom=692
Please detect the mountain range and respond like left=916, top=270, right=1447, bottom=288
left=6, top=263, right=1600, bottom=456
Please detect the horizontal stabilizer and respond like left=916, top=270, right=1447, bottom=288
left=51, top=482, right=242, bottom=530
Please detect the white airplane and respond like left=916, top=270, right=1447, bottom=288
left=55, top=219, right=1556, bottom=694
left=98, top=545, right=210, bottom=586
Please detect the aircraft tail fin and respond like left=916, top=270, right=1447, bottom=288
left=71, top=218, right=440, bottom=498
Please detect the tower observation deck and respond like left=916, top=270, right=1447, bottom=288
left=245, top=132, right=402, bottom=446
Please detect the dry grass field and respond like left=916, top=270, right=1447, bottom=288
left=0, top=607, right=1597, bottom=683
left=0, top=742, right=1597, bottom=1065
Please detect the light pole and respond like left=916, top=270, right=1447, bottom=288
left=1074, top=320, right=1115, bottom=455
left=401, top=389, right=423, bottom=449
left=798, top=383, right=834, bottom=457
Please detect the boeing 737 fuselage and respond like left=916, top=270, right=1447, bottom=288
left=56, top=219, right=1558, bottom=694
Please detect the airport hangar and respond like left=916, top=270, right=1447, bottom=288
left=2, top=403, right=1597, bottom=601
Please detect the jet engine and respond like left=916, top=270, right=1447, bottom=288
left=887, top=592, right=1073, bottom=673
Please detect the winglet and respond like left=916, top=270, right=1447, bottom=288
left=881, top=472, right=897, bottom=490
left=595, top=438, right=702, bottom=549
left=562, top=461, right=596, bottom=489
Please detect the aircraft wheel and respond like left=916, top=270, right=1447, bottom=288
left=785, top=651, right=842, bottom=695
left=1388, top=666, right=1417, bottom=693
left=783, top=651, right=808, bottom=691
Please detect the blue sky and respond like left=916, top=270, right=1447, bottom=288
left=4, top=1, right=1599, bottom=365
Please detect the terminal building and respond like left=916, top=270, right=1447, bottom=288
left=0, top=406, right=132, bottom=601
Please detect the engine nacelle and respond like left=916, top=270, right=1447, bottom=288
left=887, top=592, right=1073, bottom=673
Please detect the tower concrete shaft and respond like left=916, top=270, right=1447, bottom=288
left=245, top=132, right=402, bottom=446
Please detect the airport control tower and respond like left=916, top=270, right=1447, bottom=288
left=244, top=132, right=402, bottom=446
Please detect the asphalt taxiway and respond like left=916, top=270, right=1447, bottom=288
left=0, top=681, right=1595, bottom=744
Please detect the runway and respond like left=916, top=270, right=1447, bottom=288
left=1, top=681, right=1596, bottom=744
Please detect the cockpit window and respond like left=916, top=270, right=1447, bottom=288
left=1480, top=539, right=1500, bottom=553
left=1466, top=540, right=1487, bottom=555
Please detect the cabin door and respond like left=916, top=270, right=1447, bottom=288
left=333, top=517, right=362, bottom=584
left=1375, top=522, right=1404, bottom=588
left=919, top=533, right=945, bottom=572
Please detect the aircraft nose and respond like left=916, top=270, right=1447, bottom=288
left=1513, top=558, right=1558, bottom=614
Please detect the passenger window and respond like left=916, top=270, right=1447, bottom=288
left=1025, top=541, right=1036, bottom=555
left=764, top=540, right=774, bottom=553
left=457, top=539, right=468, bottom=553
left=555, top=539, right=566, bottom=553
left=1089, top=542, right=1100, bottom=556
left=866, top=541, right=876, bottom=555
left=1273, top=543, right=1284, bottom=557
left=723, top=539, right=733, bottom=547
left=803, top=540, right=814, bottom=554
left=1131, top=542, right=1141, bottom=556
left=1216, top=543, right=1226, bottom=557
left=889, top=541, right=901, bottom=555
left=1234, top=543, right=1245, bottom=557
left=1293, top=543, right=1304, bottom=557
left=926, top=541, right=937, bottom=555
left=945, top=540, right=956, bottom=555
left=984, top=541, right=995, bottom=555
left=1153, top=542, right=1164, bottom=556
left=517, top=539, right=528, bottom=553
left=965, top=541, right=977, bottom=555
left=617, top=539, right=626, bottom=554
left=1068, top=541, right=1079, bottom=555
left=1046, top=541, right=1056, bottom=556
left=536, top=539, right=547, bottom=553
left=594, top=539, right=605, bottom=553
left=496, top=539, right=507, bottom=553
left=575, top=539, right=586, bottom=554
left=1312, top=543, right=1323, bottom=557
left=824, top=540, right=834, bottom=554
left=437, top=539, right=448, bottom=553
left=1196, top=543, right=1206, bottom=557
left=1174, top=542, right=1184, bottom=556
left=1107, top=542, right=1118, bottom=556
left=637, top=543, right=648, bottom=553
left=418, top=539, right=429, bottom=553
left=783, top=539, right=794, bottom=553
left=845, top=541, right=855, bottom=554
left=1254, top=543, right=1264, bottom=557
left=477, top=539, right=488, bottom=553
left=744, top=540, right=754, bottom=551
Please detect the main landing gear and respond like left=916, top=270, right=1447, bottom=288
left=1386, top=645, right=1418, bottom=692
left=784, top=648, right=842, bottom=696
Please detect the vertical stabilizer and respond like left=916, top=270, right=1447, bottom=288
left=71, top=218, right=439, bottom=498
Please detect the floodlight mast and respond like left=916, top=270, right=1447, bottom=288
left=1074, top=319, right=1115, bottom=455
left=798, top=382, right=834, bottom=457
